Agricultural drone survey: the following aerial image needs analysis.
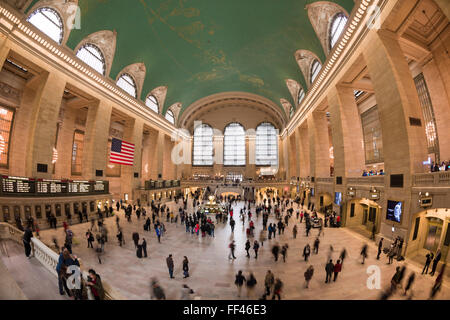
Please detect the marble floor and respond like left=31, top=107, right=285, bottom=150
left=35, top=197, right=449, bottom=300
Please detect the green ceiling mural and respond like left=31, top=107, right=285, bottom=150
left=40, top=0, right=354, bottom=115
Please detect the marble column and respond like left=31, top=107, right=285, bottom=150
left=307, top=111, right=330, bottom=179
left=328, top=85, right=365, bottom=178
left=82, top=100, right=112, bottom=180
left=121, top=118, right=144, bottom=200
left=297, top=124, right=310, bottom=178
left=25, top=72, right=66, bottom=178
left=155, top=130, right=165, bottom=179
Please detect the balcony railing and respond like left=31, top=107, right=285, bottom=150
left=413, top=172, right=450, bottom=187
left=346, top=176, right=385, bottom=186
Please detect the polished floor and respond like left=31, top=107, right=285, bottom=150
left=33, top=196, right=449, bottom=300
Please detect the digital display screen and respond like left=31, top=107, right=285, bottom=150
left=334, top=192, right=342, bottom=206
left=0, top=176, right=108, bottom=197
left=386, top=200, right=402, bottom=223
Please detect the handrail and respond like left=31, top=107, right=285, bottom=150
left=0, top=222, right=124, bottom=300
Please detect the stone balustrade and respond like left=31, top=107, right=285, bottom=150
left=0, top=222, right=124, bottom=300
left=316, top=177, right=334, bottom=184
left=346, top=176, right=385, bottom=186
left=413, top=172, right=450, bottom=187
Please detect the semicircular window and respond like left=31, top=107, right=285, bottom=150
left=116, top=73, right=137, bottom=98
left=145, top=95, right=159, bottom=113
left=310, top=60, right=322, bottom=84
left=329, top=13, right=348, bottom=50
left=165, top=110, right=175, bottom=125
left=76, top=44, right=106, bottom=75
left=297, top=88, right=305, bottom=106
left=27, top=7, right=64, bottom=44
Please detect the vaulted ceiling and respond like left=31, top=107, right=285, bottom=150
left=34, top=0, right=355, bottom=117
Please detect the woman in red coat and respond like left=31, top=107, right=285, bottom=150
left=333, top=260, right=342, bottom=281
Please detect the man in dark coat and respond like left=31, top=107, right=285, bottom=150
left=430, top=250, right=441, bottom=276
left=422, top=252, right=433, bottom=274
left=23, top=227, right=33, bottom=258
left=325, top=260, right=334, bottom=283
left=132, top=232, right=139, bottom=249
left=377, top=238, right=383, bottom=260
left=166, top=254, right=175, bottom=278
left=142, top=238, right=147, bottom=258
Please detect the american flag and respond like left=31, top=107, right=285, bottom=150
left=109, top=138, right=135, bottom=166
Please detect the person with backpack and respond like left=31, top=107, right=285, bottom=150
left=235, top=270, right=246, bottom=298
left=272, top=278, right=283, bottom=300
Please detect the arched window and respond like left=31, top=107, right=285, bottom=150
left=76, top=44, right=106, bottom=75
left=116, top=73, right=137, bottom=98
left=165, top=110, right=175, bottom=124
left=329, top=13, right=348, bottom=50
left=256, top=123, right=278, bottom=166
left=290, top=106, right=295, bottom=118
left=310, top=60, right=322, bottom=84
left=145, top=95, right=159, bottom=113
left=193, top=124, right=213, bottom=166
left=297, top=88, right=305, bottom=105
left=224, top=123, right=245, bottom=166
left=27, top=7, right=64, bottom=44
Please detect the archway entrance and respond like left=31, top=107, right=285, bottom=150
left=343, top=198, right=382, bottom=236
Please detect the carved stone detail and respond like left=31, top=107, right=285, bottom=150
left=285, top=79, right=302, bottom=107
left=4, top=0, right=33, bottom=12
left=168, top=102, right=182, bottom=126
left=149, top=86, right=168, bottom=114
left=280, top=98, right=293, bottom=119
left=74, top=30, right=117, bottom=77
left=0, top=81, right=22, bottom=105
left=294, top=50, right=322, bottom=89
left=116, top=63, right=146, bottom=100
left=306, top=1, right=349, bottom=55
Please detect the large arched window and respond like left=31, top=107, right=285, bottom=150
left=224, top=123, right=245, bottom=166
left=165, top=110, right=175, bottom=124
left=27, top=7, right=64, bottom=44
left=116, top=73, right=137, bottom=98
left=256, top=123, right=278, bottom=166
left=329, top=13, right=348, bottom=50
left=76, top=44, right=106, bottom=75
left=193, top=124, right=213, bottom=166
left=145, top=95, right=159, bottom=113
left=297, top=88, right=305, bottom=105
left=310, top=60, right=322, bottom=84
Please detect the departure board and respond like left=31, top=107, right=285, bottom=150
left=0, top=176, right=108, bottom=197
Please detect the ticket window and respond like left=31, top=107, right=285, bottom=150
left=55, top=204, right=62, bottom=217
left=35, top=205, right=42, bottom=219
left=90, top=201, right=95, bottom=212
left=64, top=203, right=71, bottom=217
left=24, top=206, right=32, bottom=219
left=2, top=206, right=10, bottom=222
left=82, top=202, right=87, bottom=214
left=45, top=205, right=52, bottom=218
left=13, top=206, right=21, bottom=220
left=73, top=203, right=80, bottom=214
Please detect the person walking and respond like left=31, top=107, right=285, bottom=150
left=166, top=254, right=175, bottom=279
left=264, top=270, right=275, bottom=299
left=142, top=238, right=147, bottom=258
left=150, top=278, right=166, bottom=300
left=228, top=240, right=236, bottom=260
left=422, top=252, right=433, bottom=274
left=313, top=237, right=320, bottom=254
left=339, top=248, right=347, bottom=266
left=303, top=244, right=311, bottom=262
left=253, top=240, right=260, bottom=259
left=430, top=250, right=441, bottom=276
left=281, top=244, right=289, bottom=263
left=325, top=260, right=334, bottom=283
left=246, top=273, right=257, bottom=299
left=132, top=232, right=139, bottom=249
left=333, top=260, right=342, bottom=281
left=156, top=225, right=161, bottom=243
left=86, top=230, right=94, bottom=249
left=360, top=244, right=368, bottom=264
left=235, top=270, right=246, bottom=298
left=293, top=225, right=298, bottom=239
left=429, top=263, right=446, bottom=300
left=377, top=238, right=384, bottom=260
left=304, top=266, right=314, bottom=288
left=230, top=218, right=235, bottom=233
left=245, top=240, right=251, bottom=258
left=404, top=272, right=415, bottom=297
left=271, top=278, right=283, bottom=300
left=22, top=226, right=33, bottom=258
left=259, top=229, right=266, bottom=247
left=182, top=256, right=189, bottom=278
left=272, top=243, right=280, bottom=262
